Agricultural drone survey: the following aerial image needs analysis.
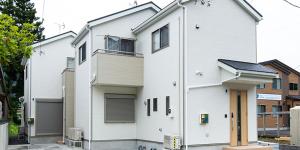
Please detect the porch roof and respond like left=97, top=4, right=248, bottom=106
left=218, top=59, right=279, bottom=85
left=218, top=59, right=277, bottom=74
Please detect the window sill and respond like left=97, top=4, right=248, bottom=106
left=152, top=45, right=169, bottom=54
left=79, top=59, right=86, bottom=65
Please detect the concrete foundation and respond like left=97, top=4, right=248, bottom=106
left=30, top=136, right=62, bottom=144
left=223, top=145, right=272, bottom=150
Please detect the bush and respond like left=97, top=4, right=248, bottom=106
left=8, top=122, right=19, bottom=137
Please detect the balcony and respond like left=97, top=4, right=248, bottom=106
left=92, top=49, right=144, bottom=87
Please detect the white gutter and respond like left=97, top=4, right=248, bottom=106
left=188, top=73, right=242, bottom=90
left=177, top=0, right=188, bottom=149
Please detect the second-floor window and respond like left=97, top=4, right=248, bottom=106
left=272, top=78, right=281, bottom=90
left=289, top=83, right=298, bottom=91
left=105, top=36, right=134, bottom=54
left=152, top=24, right=169, bottom=53
left=79, top=43, right=86, bottom=64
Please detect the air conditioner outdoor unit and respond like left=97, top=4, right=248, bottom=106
left=291, top=106, right=300, bottom=146
left=68, top=128, right=83, bottom=141
left=163, top=135, right=181, bottom=150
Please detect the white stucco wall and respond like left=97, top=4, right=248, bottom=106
left=135, top=8, right=183, bottom=142
left=74, top=33, right=91, bottom=139
left=87, top=8, right=158, bottom=141
left=26, top=35, right=75, bottom=136
left=185, top=0, right=258, bottom=145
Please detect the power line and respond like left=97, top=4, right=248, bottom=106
left=282, top=0, right=300, bottom=8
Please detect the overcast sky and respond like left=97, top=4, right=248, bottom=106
left=32, top=0, right=300, bottom=71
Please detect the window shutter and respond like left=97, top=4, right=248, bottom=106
left=105, top=94, right=135, bottom=123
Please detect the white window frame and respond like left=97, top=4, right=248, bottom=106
left=152, top=24, right=169, bottom=53
left=79, top=42, right=86, bottom=65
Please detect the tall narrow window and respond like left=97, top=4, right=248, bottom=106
left=153, top=98, right=158, bottom=112
left=79, top=43, right=86, bottom=64
left=152, top=24, right=169, bottom=53
left=272, top=78, right=281, bottom=90
left=166, top=96, right=170, bottom=116
left=147, top=99, right=151, bottom=116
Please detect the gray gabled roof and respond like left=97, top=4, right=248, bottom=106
left=218, top=59, right=277, bottom=74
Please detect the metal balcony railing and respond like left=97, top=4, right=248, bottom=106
left=93, top=49, right=143, bottom=57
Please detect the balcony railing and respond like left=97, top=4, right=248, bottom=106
left=92, top=49, right=144, bottom=87
left=93, top=49, right=143, bottom=57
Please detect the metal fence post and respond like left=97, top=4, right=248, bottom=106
left=277, top=113, right=280, bottom=137
left=263, top=113, right=266, bottom=136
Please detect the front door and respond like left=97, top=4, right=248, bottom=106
left=230, top=90, right=248, bottom=146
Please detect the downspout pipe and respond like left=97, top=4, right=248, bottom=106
left=177, top=0, right=188, bottom=149
left=86, top=25, right=93, bottom=150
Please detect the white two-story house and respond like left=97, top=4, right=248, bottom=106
left=23, top=31, right=76, bottom=143
left=71, top=0, right=277, bottom=150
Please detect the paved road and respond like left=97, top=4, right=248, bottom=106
left=8, top=144, right=81, bottom=150
left=9, top=143, right=280, bottom=150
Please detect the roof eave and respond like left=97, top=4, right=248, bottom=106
left=234, top=0, right=263, bottom=22
left=32, top=31, right=77, bottom=48
left=72, top=2, right=161, bottom=46
left=71, top=25, right=90, bottom=46
left=133, top=1, right=179, bottom=34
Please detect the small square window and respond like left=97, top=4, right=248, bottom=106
left=272, top=78, right=281, bottom=90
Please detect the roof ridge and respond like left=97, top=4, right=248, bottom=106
left=87, top=1, right=161, bottom=24
left=33, top=31, right=76, bottom=45
left=260, top=59, right=300, bottom=76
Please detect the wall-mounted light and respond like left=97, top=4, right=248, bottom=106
left=195, top=70, right=203, bottom=76
left=195, top=24, right=200, bottom=29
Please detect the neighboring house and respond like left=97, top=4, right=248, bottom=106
left=72, top=0, right=277, bottom=150
left=0, top=64, right=8, bottom=121
left=23, top=31, right=76, bottom=143
left=257, top=59, right=300, bottom=129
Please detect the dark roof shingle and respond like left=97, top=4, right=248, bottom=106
left=218, top=59, right=277, bottom=74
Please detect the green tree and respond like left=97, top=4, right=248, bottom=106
left=0, top=0, right=44, bottom=40
left=0, top=14, right=36, bottom=122
left=0, top=0, right=41, bottom=124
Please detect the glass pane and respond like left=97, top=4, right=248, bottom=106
left=121, top=39, right=134, bottom=54
left=160, top=25, right=169, bottom=48
left=82, top=44, right=86, bottom=61
left=152, top=30, right=160, bottom=51
left=107, top=36, right=120, bottom=51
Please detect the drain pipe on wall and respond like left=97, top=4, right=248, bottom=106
left=177, top=0, right=188, bottom=150
left=86, top=25, right=93, bottom=150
